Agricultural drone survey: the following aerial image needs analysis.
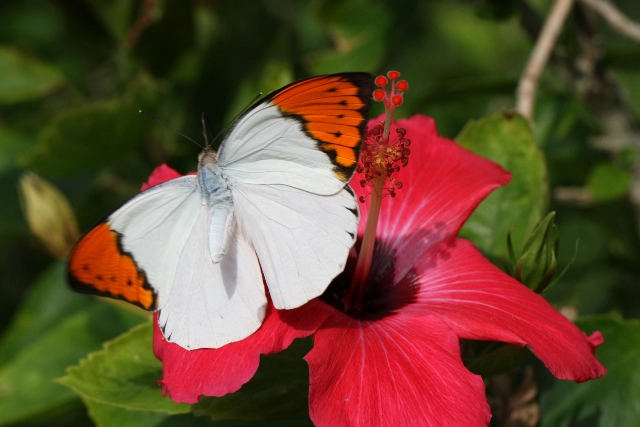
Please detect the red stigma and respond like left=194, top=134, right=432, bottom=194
left=375, top=76, right=388, bottom=86
left=387, top=70, right=401, bottom=80
left=372, top=71, right=409, bottom=111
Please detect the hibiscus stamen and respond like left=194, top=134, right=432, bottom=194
left=344, top=71, right=410, bottom=311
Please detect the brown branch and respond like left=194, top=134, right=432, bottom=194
left=516, top=0, right=576, bottom=120
left=579, top=0, right=640, bottom=43
left=124, top=0, right=157, bottom=50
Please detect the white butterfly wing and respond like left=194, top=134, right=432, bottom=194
left=158, top=203, right=265, bottom=349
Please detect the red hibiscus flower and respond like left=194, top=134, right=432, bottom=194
left=150, top=74, right=606, bottom=426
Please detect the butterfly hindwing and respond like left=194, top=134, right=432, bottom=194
left=231, top=182, right=359, bottom=310
left=158, top=203, right=265, bottom=349
left=68, top=175, right=266, bottom=348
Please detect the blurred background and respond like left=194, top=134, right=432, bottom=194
left=1, top=0, right=639, bottom=426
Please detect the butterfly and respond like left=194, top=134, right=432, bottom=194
left=67, top=73, right=374, bottom=349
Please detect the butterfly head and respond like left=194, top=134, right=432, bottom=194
left=198, top=146, right=218, bottom=169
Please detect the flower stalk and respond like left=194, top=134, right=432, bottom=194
left=344, top=71, right=409, bottom=310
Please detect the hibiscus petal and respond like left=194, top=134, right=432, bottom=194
left=141, top=164, right=183, bottom=190
left=411, top=238, right=606, bottom=381
left=153, top=300, right=332, bottom=403
left=352, top=114, right=511, bottom=282
left=306, top=310, right=490, bottom=427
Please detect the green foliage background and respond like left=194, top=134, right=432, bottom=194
left=1, top=0, right=639, bottom=426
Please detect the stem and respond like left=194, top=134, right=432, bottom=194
left=345, top=174, right=385, bottom=309
left=382, top=107, right=393, bottom=140
left=579, top=0, right=640, bottom=43
left=342, top=89, right=395, bottom=310
left=516, top=0, right=575, bottom=119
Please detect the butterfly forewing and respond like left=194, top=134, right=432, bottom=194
left=68, top=176, right=200, bottom=310
left=68, top=222, right=157, bottom=310
left=218, top=73, right=374, bottom=193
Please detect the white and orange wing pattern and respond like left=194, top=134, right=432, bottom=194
left=68, top=176, right=200, bottom=311
left=67, top=72, right=374, bottom=349
left=219, top=73, right=372, bottom=192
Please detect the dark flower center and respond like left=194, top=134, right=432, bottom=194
left=321, top=238, right=419, bottom=321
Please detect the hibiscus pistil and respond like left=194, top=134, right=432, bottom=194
left=345, top=71, right=410, bottom=312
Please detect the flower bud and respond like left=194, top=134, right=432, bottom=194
left=514, top=212, right=559, bottom=293
left=18, top=172, right=80, bottom=259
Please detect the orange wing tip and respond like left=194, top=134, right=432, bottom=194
left=270, top=73, right=374, bottom=180
left=68, top=223, right=157, bottom=310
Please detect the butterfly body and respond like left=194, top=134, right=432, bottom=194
left=198, top=149, right=235, bottom=263
left=68, top=73, right=374, bottom=349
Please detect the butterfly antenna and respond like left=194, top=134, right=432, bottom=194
left=208, top=92, right=263, bottom=146
left=139, top=110, right=204, bottom=150
left=201, top=113, right=211, bottom=149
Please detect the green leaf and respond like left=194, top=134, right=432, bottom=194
left=59, top=322, right=189, bottom=414
left=0, top=46, right=65, bottom=104
left=457, top=111, right=548, bottom=260
left=0, top=299, right=145, bottom=425
left=0, top=127, right=35, bottom=174
left=474, top=0, right=517, bottom=20
left=464, top=341, right=531, bottom=378
left=224, top=60, right=293, bottom=125
left=540, top=314, right=640, bottom=427
left=615, top=70, right=640, bottom=120
left=64, top=322, right=313, bottom=423
left=133, top=0, right=195, bottom=77
left=586, top=162, right=632, bottom=203
left=83, top=0, right=136, bottom=42
left=82, top=398, right=172, bottom=427
left=85, top=397, right=313, bottom=427
left=85, top=398, right=220, bottom=427
left=0, top=262, right=89, bottom=365
left=20, top=99, right=151, bottom=177
left=308, top=0, right=390, bottom=73
left=0, top=169, right=29, bottom=237
left=193, top=338, right=312, bottom=421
